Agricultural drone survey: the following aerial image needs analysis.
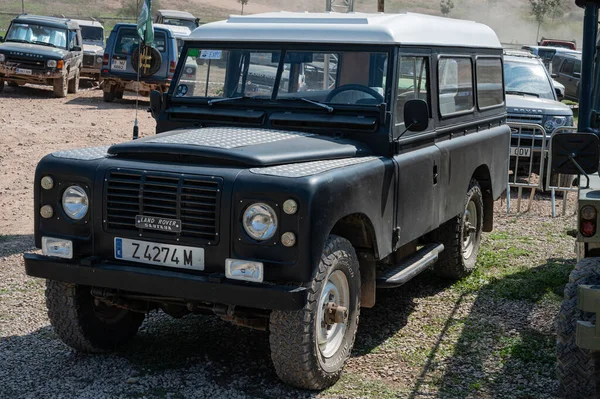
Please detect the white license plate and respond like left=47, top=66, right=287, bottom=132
left=510, top=147, right=531, bottom=157
left=114, top=237, right=204, bottom=270
left=111, top=59, right=127, bottom=71
left=15, top=68, right=32, bottom=75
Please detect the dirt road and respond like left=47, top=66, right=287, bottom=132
left=0, top=83, right=577, bottom=398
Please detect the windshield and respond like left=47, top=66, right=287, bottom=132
left=80, top=26, right=104, bottom=42
left=6, top=23, right=67, bottom=49
left=163, top=18, right=196, bottom=30
left=174, top=47, right=389, bottom=106
left=503, top=60, right=554, bottom=100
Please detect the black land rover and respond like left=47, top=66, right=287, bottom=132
left=24, top=12, right=509, bottom=390
left=0, top=15, right=83, bottom=97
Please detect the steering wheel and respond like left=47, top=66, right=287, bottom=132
left=325, top=84, right=384, bottom=104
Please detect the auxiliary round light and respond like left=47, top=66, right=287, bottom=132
left=281, top=232, right=296, bottom=247
left=283, top=199, right=298, bottom=215
left=62, top=186, right=89, bottom=220
left=40, top=205, right=54, bottom=219
left=242, top=203, right=278, bottom=241
left=581, top=205, right=597, bottom=221
left=41, top=176, right=54, bottom=190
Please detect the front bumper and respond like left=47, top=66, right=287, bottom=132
left=24, top=253, right=307, bottom=311
left=0, top=65, right=63, bottom=81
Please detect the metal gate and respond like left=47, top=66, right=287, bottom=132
left=545, top=127, right=579, bottom=217
left=507, top=122, right=548, bottom=213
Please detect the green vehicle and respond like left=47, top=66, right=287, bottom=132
left=552, top=0, right=600, bottom=397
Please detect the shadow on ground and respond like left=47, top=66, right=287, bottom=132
left=0, top=234, right=34, bottom=257
left=406, top=258, right=575, bottom=399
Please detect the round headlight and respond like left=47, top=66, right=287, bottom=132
left=62, top=186, right=89, bottom=220
left=242, top=203, right=278, bottom=241
left=185, top=67, right=194, bottom=75
left=47, top=60, right=57, bottom=68
left=96, top=56, right=103, bottom=64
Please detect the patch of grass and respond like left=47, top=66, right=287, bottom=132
left=452, top=238, right=573, bottom=303
left=326, top=373, right=402, bottom=399
left=496, top=330, right=555, bottom=367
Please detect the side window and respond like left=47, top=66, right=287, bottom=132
left=438, top=57, right=473, bottom=117
left=561, top=60, right=574, bottom=76
left=476, top=58, right=504, bottom=109
left=396, top=56, right=429, bottom=125
left=574, top=60, right=581, bottom=76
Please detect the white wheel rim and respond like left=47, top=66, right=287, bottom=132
left=316, top=270, right=350, bottom=358
left=463, top=200, right=478, bottom=259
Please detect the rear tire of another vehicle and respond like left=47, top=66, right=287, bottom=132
left=556, top=258, right=600, bottom=398
left=103, top=88, right=115, bottom=102
left=0, top=80, right=4, bottom=92
left=432, top=179, right=484, bottom=279
left=46, top=280, right=145, bottom=353
left=115, top=88, right=124, bottom=100
left=53, top=73, right=68, bottom=98
left=68, top=69, right=80, bottom=94
left=7, top=81, right=22, bottom=88
left=269, top=235, right=361, bottom=390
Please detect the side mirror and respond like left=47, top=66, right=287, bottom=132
left=555, top=88, right=564, bottom=101
left=551, top=73, right=559, bottom=79
left=574, top=72, right=582, bottom=79
left=403, top=99, right=429, bottom=132
left=551, top=132, right=600, bottom=176
left=149, top=90, right=163, bottom=120
left=195, top=18, right=200, bottom=27
left=72, top=46, right=82, bottom=52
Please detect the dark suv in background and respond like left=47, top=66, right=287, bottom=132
left=552, top=53, right=582, bottom=102
left=504, top=51, right=574, bottom=183
left=0, top=14, right=83, bottom=97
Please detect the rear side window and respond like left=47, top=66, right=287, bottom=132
left=115, top=29, right=167, bottom=55
left=561, top=60, right=575, bottom=75
left=476, top=58, right=504, bottom=109
left=438, top=57, right=473, bottom=117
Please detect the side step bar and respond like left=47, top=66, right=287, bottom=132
left=376, top=243, right=445, bottom=289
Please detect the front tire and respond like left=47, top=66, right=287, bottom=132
left=432, top=179, right=484, bottom=279
left=269, top=235, right=360, bottom=390
left=53, top=74, right=68, bottom=98
left=68, top=69, right=80, bottom=94
left=556, top=258, right=600, bottom=398
left=46, top=280, right=145, bottom=353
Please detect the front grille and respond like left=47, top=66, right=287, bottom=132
left=104, top=170, right=222, bottom=244
left=83, top=54, right=96, bottom=67
left=507, top=113, right=544, bottom=125
left=5, top=56, right=46, bottom=71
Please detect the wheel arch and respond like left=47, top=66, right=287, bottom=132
left=472, top=164, right=494, bottom=232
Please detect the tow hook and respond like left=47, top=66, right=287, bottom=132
left=324, top=302, right=348, bottom=325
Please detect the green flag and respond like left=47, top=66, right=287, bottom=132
left=137, top=0, right=154, bottom=45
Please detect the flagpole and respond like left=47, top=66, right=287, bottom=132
left=133, top=0, right=152, bottom=140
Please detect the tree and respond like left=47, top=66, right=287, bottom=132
left=238, top=0, right=249, bottom=15
left=529, top=0, right=561, bottom=42
left=119, top=0, right=161, bottom=18
left=440, top=0, right=454, bottom=15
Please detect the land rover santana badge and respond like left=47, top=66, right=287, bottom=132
left=135, top=216, right=182, bottom=233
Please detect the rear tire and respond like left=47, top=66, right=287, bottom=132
left=7, top=81, right=21, bottom=88
left=46, top=280, right=145, bottom=353
left=68, top=69, right=80, bottom=94
left=115, top=88, right=124, bottom=100
left=103, top=87, right=115, bottom=102
left=432, top=179, right=484, bottom=279
left=556, top=258, right=600, bottom=398
left=53, top=74, right=68, bottom=98
left=0, top=80, right=4, bottom=93
left=269, top=235, right=360, bottom=390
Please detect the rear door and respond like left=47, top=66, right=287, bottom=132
left=558, top=59, right=576, bottom=99
left=109, top=27, right=169, bottom=79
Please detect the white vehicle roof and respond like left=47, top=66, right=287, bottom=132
left=72, top=19, right=104, bottom=28
left=157, top=9, right=196, bottom=20
left=187, top=12, right=501, bottom=48
left=154, top=23, right=191, bottom=38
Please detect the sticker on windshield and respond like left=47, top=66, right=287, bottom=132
left=200, top=50, right=222, bottom=60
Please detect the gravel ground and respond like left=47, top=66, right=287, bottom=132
left=0, top=83, right=578, bottom=398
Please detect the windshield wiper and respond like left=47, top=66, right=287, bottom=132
left=506, top=90, right=540, bottom=98
left=278, top=97, right=334, bottom=113
left=207, top=96, right=270, bottom=106
left=31, top=41, right=57, bottom=48
left=6, top=39, right=29, bottom=43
